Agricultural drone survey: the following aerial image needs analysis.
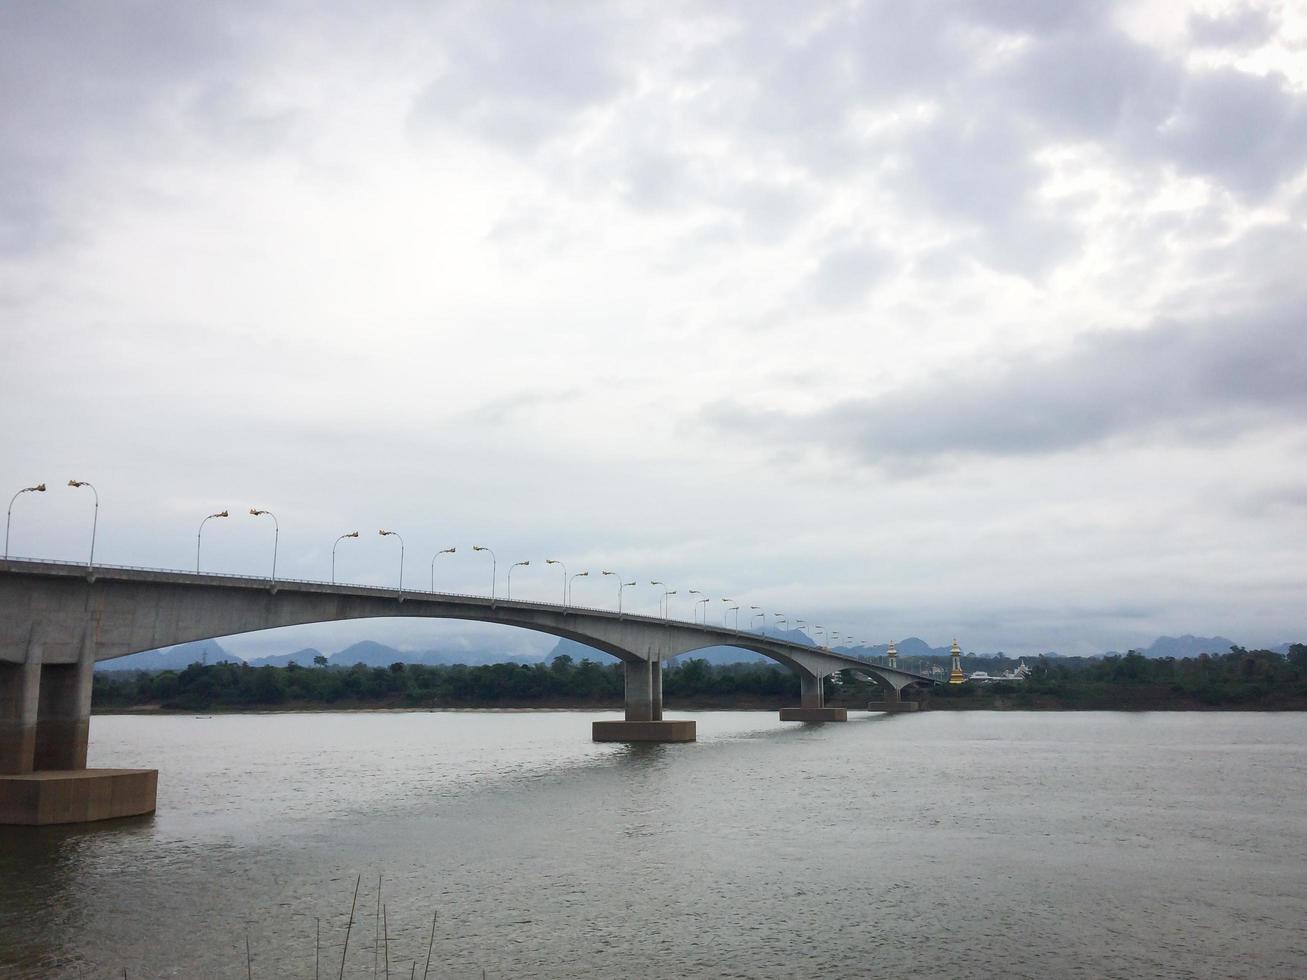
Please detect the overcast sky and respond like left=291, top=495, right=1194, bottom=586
left=3, top=0, right=1305, bottom=658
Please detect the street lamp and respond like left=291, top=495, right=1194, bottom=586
left=332, top=531, right=359, bottom=584
left=601, top=570, right=621, bottom=611
left=507, top=560, right=530, bottom=599
left=196, top=510, right=229, bottom=572
left=831, top=631, right=840, bottom=649
left=431, top=547, right=455, bottom=592
left=546, top=559, right=567, bottom=606
left=651, top=581, right=674, bottom=618
left=814, top=625, right=826, bottom=648
left=655, top=584, right=676, bottom=621
left=67, top=480, right=98, bottom=569
left=688, top=589, right=703, bottom=623
left=773, top=614, right=787, bottom=633
left=696, top=596, right=710, bottom=623
left=750, top=605, right=764, bottom=632
left=721, top=598, right=734, bottom=628
left=725, top=602, right=740, bottom=629
left=473, top=545, right=496, bottom=598
left=249, top=508, right=279, bottom=582
left=379, top=529, right=404, bottom=591
left=569, top=570, right=589, bottom=607
left=795, top=619, right=807, bottom=638
left=4, top=483, right=46, bottom=559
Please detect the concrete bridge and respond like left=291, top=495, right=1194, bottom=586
left=0, top=557, right=934, bottom=824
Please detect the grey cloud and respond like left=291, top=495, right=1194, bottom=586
left=806, top=240, right=895, bottom=308
left=704, top=293, right=1307, bottom=463
left=410, top=3, right=625, bottom=150
left=466, top=388, right=581, bottom=427
left=1158, top=67, right=1307, bottom=199
left=1188, top=6, right=1279, bottom=48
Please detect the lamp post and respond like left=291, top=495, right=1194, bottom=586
left=249, top=508, right=279, bottom=582
left=472, top=545, right=496, bottom=599
left=688, top=589, right=703, bottom=623
left=795, top=619, right=808, bottom=641
left=657, top=585, right=676, bottom=621
left=431, top=547, right=455, bottom=592
left=546, top=559, right=567, bottom=606
left=196, top=510, right=228, bottom=572
left=721, top=598, right=734, bottom=628
left=379, top=529, right=404, bottom=591
left=333, top=532, right=359, bottom=583
left=650, top=580, right=665, bottom=616
left=773, top=614, right=787, bottom=634
left=750, top=606, right=764, bottom=632
left=814, top=625, right=826, bottom=648
left=67, top=480, right=98, bottom=569
left=507, top=560, right=530, bottom=599
left=696, top=596, right=710, bottom=623
left=569, top=570, right=589, bottom=607
left=4, top=483, right=46, bottom=559
left=601, top=570, right=621, bottom=611
left=831, top=631, right=841, bottom=649
left=726, top=603, right=740, bottom=629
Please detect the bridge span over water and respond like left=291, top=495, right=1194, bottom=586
left=0, top=557, right=933, bottom=824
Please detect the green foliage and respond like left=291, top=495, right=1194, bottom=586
left=89, top=643, right=1307, bottom=712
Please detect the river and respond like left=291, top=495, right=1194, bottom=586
left=1, top=710, right=1305, bottom=978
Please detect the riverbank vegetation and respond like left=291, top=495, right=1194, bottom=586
left=92, top=645, right=1307, bottom=712
left=91, top=654, right=800, bottom=712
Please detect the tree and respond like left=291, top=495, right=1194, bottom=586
left=313, top=654, right=328, bottom=667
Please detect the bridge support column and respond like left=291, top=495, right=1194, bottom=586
left=0, top=637, right=41, bottom=774
left=592, top=659, right=694, bottom=742
left=0, top=629, right=157, bottom=826
left=779, top=671, right=847, bottom=723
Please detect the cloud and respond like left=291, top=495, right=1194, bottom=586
left=704, top=290, right=1307, bottom=464
left=409, top=3, right=626, bottom=150
left=1188, top=5, right=1279, bottom=49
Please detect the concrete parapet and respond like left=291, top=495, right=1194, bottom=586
left=779, top=707, right=848, bottom=722
left=0, top=769, right=157, bottom=825
left=867, top=700, right=920, bottom=712
left=592, top=720, right=696, bottom=742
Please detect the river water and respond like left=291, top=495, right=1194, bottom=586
left=1, top=710, right=1305, bottom=978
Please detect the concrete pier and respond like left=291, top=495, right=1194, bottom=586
left=779, top=671, right=848, bottom=722
left=0, top=624, right=157, bottom=825
left=592, top=659, right=697, bottom=742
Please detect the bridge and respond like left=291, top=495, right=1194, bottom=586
left=0, top=557, right=934, bottom=824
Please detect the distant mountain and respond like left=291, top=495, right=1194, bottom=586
left=96, top=638, right=243, bottom=672
left=246, top=648, right=323, bottom=668
left=1113, top=635, right=1239, bottom=659
left=329, top=640, right=542, bottom=667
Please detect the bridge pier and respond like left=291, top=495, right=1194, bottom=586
left=592, top=659, right=695, bottom=742
left=779, top=671, right=847, bottom=722
left=0, top=631, right=156, bottom=826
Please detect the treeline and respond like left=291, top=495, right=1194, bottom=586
left=92, top=654, right=800, bottom=711
left=92, top=645, right=1307, bottom=712
left=932, top=645, right=1307, bottom=709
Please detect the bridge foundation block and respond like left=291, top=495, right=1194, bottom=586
left=779, top=707, right=848, bottom=722
left=592, top=719, right=697, bottom=742
left=0, top=769, right=158, bottom=825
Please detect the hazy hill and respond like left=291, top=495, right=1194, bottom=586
left=246, top=648, right=323, bottom=668
left=95, top=639, right=243, bottom=671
